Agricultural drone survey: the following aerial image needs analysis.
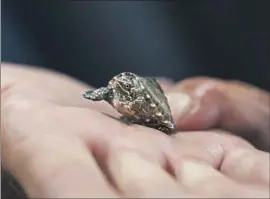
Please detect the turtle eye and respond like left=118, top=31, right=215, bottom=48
left=124, top=83, right=131, bottom=90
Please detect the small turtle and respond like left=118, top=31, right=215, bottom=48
left=83, top=72, right=176, bottom=134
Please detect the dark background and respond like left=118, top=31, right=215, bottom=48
left=1, top=0, right=270, bottom=198
left=2, top=0, right=270, bottom=90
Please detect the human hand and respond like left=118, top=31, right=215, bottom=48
left=166, top=77, right=270, bottom=151
left=1, top=63, right=269, bottom=198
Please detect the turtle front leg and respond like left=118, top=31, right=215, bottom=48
left=119, top=115, right=144, bottom=126
left=120, top=116, right=172, bottom=134
left=83, top=87, right=114, bottom=103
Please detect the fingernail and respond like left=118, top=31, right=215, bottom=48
left=166, top=92, right=192, bottom=119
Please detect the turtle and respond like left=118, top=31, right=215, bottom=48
left=83, top=72, right=176, bottom=134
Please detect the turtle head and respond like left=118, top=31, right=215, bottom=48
left=108, top=72, right=141, bottom=103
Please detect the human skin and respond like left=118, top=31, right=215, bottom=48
left=1, top=63, right=269, bottom=198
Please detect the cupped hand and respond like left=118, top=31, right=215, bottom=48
left=1, top=63, right=269, bottom=198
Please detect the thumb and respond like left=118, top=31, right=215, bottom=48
left=166, top=77, right=270, bottom=151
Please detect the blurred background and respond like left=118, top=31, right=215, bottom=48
left=1, top=1, right=270, bottom=198
left=2, top=0, right=270, bottom=91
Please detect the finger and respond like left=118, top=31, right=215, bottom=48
left=171, top=158, right=269, bottom=198
left=166, top=77, right=270, bottom=151
left=171, top=131, right=269, bottom=187
left=1, top=103, right=117, bottom=198
left=90, top=124, right=190, bottom=197
left=93, top=123, right=176, bottom=166
left=170, top=130, right=254, bottom=168
left=2, top=129, right=117, bottom=198
left=1, top=90, right=125, bottom=160
left=220, top=148, right=269, bottom=187
left=105, top=149, right=190, bottom=198
left=173, top=159, right=237, bottom=197
left=1, top=63, right=121, bottom=117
